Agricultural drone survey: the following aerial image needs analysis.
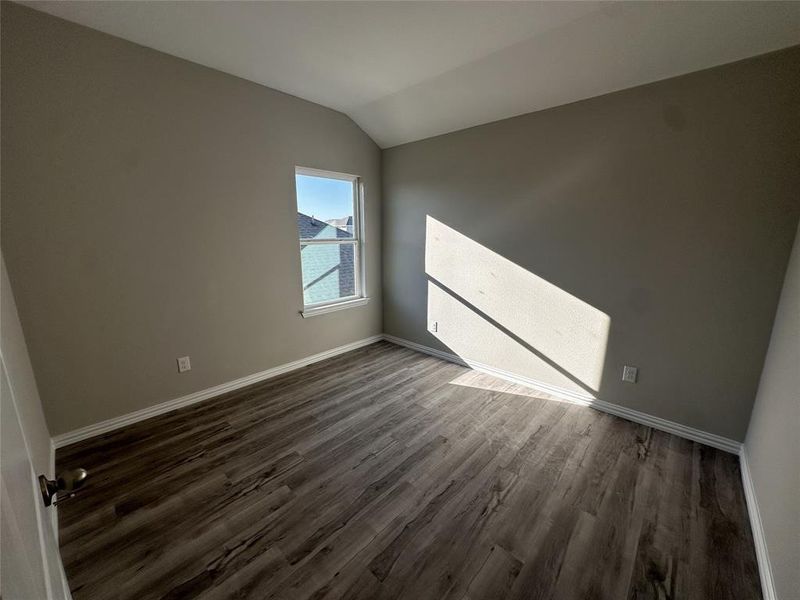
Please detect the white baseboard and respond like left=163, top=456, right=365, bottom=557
left=383, top=334, right=742, bottom=455
left=52, top=335, right=384, bottom=449
left=53, top=331, right=744, bottom=457
left=739, top=448, right=777, bottom=600
left=386, top=335, right=775, bottom=590
left=383, top=334, right=470, bottom=367
left=50, top=330, right=767, bottom=598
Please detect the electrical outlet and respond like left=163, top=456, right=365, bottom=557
left=622, top=365, right=638, bottom=383
left=430, top=321, right=438, bottom=333
left=177, top=356, right=191, bottom=373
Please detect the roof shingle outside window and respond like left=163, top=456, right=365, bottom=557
left=297, top=213, right=353, bottom=239
left=297, top=213, right=356, bottom=304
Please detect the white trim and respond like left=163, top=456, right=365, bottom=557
left=52, top=335, right=383, bottom=448
left=295, top=165, right=367, bottom=312
left=49, top=439, right=58, bottom=537
left=357, top=180, right=367, bottom=301
left=383, top=334, right=469, bottom=365
left=52, top=331, right=743, bottom=454
left=295, top=165, right=359, bottom=182
left=49, top=329, right=768, bottom=599
left=382, top=334, right=742, bottom=455
left=0, top=352, right=60, bottom=599
left=48, top=438, right=70, bottom=598
left=739, top=448, right=777, bottom=600
left=300, top=239, right=357, bottom=246
left=301, top=297, right=370, bottom=318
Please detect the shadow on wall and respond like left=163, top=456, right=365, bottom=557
left=425, top=215, right=610, bottom=400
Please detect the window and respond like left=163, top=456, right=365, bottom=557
left=295, top=167, right=367, bottom=317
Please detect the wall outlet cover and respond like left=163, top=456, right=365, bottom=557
left=177, top=356, right=191, bottom=373
left=622, top=365, right=638, bottom=383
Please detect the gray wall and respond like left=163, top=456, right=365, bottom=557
left=744, top=223, right=799, bottom=600
left=1, top=3, right=382, bottom=436
left=382, top=46, right=800, bottom=441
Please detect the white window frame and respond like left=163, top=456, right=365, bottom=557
left=295, top=166, right=369, bottom=318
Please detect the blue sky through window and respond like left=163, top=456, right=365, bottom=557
left=295, top=174, right=353, bottom=222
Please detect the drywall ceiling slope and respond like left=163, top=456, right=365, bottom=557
left=17, top=1, right=800, bottom=148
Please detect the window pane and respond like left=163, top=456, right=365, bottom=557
left=300, top=243, right=356, bottom=305
left=296, top=174, right=354, bottom=240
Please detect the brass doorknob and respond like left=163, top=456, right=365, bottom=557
left=38, top=468, right=88, bottom=507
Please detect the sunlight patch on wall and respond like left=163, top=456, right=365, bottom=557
left=425, top=216, right=610, bottom=395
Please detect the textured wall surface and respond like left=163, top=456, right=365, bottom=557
left=1, top=3, right=382, bottom=435
left=382, top=46, right=800, bottom=441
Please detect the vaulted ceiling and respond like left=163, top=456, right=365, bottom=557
left=20, top=1, right=800, bottom=148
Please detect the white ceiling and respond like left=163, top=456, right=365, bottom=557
left=19, top=1, right=800, bottom=148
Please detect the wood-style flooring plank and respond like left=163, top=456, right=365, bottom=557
left=57, top=341, right=762, bottom=600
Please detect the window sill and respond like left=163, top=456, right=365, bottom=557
left=300, top=297, right=370, bottom=318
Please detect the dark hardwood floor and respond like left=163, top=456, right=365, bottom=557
left=56, top=341, right=761, bottom=600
